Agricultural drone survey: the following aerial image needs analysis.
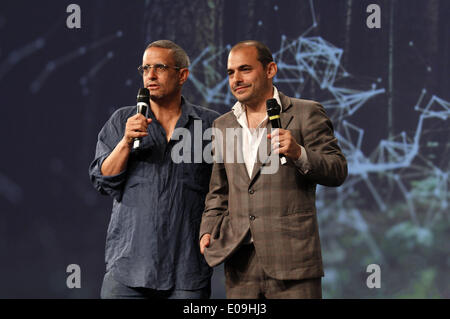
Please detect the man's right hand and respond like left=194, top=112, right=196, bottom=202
left=200, top=234, right=211, bottom=255
left=122, top=114, right=152, bottom=147
left=101, top=114, right=152, bottom=176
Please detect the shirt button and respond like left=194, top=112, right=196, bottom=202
left=248, top=189, right=255, bottom=194
left=249, top=215, right=256, bottom=221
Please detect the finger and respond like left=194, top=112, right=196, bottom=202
left=135, top=113, right=146, bottom=121
left=128, top=131, right=149, bottom=138
left=200, top=239, right=209, bottom=254
left=127, top=125, right=146, bottom=134
left=271, top=128, right=280, bottom=137
left=272, top=142, right=281, bottom=153
left=277, top=134, right=292, bottom=147
left=277, top=145, right=289, bottom=155
left=132, top=118, right=149, bottom=129
left=130, top=122, right=149, bottom=131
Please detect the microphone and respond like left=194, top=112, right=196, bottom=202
left=266, top=98, right=287, bottom=165
left=133, top=88, right=150, bottom=149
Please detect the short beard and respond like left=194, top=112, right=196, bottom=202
left=150, top=93, right=165, bottom=101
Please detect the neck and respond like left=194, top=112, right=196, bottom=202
left=150, top=94, right=182, bottom=120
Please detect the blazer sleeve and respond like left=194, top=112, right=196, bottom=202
left=301, top=102, right=348, bottom=187
left=199, top=122, right=229, bottom=240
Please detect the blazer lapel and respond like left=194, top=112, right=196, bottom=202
left=249, top=92, right=294, bottom=183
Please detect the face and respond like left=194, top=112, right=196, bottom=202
left=227, top=46, right=276, bottom=107
left=141, top=47, right=188, bottom=101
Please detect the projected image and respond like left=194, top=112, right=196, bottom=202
left=0, top=0, right=448, bottom=298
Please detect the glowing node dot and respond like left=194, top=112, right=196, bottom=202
left=47, top=62, right=55, bottom=70
left=80, top=77, right=87, bottom=85
left=35, top=38, right=45, bottom=48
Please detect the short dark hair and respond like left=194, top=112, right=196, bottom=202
left=146, top=40, right=190, bottom=69
left=230, top=40, right=274, bottom=68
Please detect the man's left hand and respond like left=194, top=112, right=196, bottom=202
left=268, top=129, right=302, bottom=161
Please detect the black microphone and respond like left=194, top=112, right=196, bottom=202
left=133, top=88, right=150, bottom=149
left=266, top=98, right=287, bottom=165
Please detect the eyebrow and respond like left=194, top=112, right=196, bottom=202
left=227, top=64, right=253, bottom=73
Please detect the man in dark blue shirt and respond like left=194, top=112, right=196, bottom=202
left=89, top=40, right=219, bottom=299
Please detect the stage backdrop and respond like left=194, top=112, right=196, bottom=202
left=0, top=0, right=449, bottom=298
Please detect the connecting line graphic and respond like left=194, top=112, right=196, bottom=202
left=0, top=17, right=64, bottom=81
left=336, top=91, right=449, bottom=229
left=0, top=173, right=23, bottom=205
left=30, top=30, right=123, bottom=94
left=0, top=0, right=446, bottom=264
left=274, top=36, right=386, bottom=120
left=188, top=45, right=234, bottom=105
left=79, top=51, right=115, bottom=96
left=186, top=0, right=449, bottom=261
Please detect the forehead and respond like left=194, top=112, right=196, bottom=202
left=227, top=46, right=259, bottom=69
left=142, top=47, right=175, bottom=64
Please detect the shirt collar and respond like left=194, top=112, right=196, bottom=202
left=180, top=96, right=201, bottom=120
left=232, top=86, right=283, bottom=119
left=147, top=96, right=201, bottom=131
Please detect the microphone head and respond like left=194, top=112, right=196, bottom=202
left=266, top=98, right=280, bottom=117
left=137, top=88, right=150, bottom=104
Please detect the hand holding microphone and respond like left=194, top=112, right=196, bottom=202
left=122, top=88, right=152, bottom=149
left=266, top=98, right=302, bottom=164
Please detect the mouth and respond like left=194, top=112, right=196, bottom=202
left=147, top=83, right=160, bottom=90
left=234, top=85, right=250, bottom=93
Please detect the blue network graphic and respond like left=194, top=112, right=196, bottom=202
left=186, top=0, right=450, bottom=268
left=0, top=1, right=448, bottom=288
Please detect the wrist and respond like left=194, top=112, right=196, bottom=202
left=119, top=138, right=133, bottom=150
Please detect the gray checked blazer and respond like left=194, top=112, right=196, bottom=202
left=199, top=92, right=347, bottom=280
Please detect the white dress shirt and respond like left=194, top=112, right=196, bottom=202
left=231, top=86, right=310, bottom=178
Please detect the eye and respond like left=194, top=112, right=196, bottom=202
left=155, top=64, right=168, bottom=71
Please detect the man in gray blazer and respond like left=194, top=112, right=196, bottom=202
left=199, top=40, right=347, bottom=298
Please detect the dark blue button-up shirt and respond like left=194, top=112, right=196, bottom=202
left=89, top=97, right=219, bottom=290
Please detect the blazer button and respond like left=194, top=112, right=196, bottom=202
left=248, top=189, right=255, bottom=194
left=249, top=215, right=256, bottom=221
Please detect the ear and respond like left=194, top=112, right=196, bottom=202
left=179, top=68, right=189, bottom=85
left=266, top=62, right=277, bottom=80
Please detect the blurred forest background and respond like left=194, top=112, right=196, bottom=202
left=0, top=0, right=449, bottom=298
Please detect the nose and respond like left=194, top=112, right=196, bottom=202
left=230, top=71, right=242, bottom=87
left=144, top=67, right=157, bottom=82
